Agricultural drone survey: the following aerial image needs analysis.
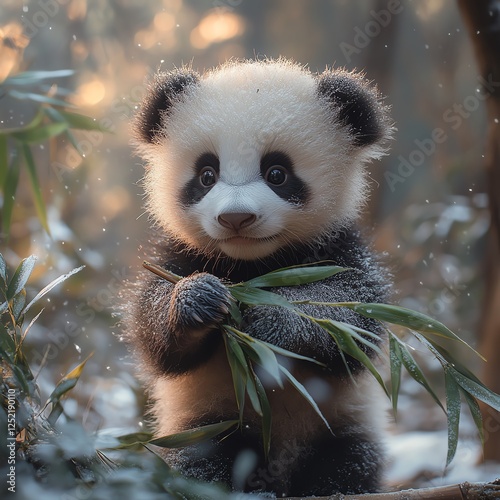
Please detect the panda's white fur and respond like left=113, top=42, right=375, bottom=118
left=127, top=58, right=393, bottom=496
left=138, top=59, right=389, bottom=260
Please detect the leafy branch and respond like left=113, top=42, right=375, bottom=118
left=0, top=253, right=85, bottom=442
left=140, top=260, right=500, bottom=467
left=0, top=69, right=110, bottom=238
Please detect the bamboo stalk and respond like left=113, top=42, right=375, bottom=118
left=285, top=480, right=500, bottom=500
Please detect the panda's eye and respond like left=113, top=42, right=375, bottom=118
left=199, top=167, right=217, bottom=187
left=265, top=165, right=287, bottom=186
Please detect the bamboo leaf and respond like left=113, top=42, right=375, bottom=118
left=1, top=153, right=21, bottom=239
left=415, top=334, right=483, bottom=385
left=223, top=334, right=248, bottom=421
left=4, top=69, right=75, bottom=85
left=12, top=289, right=26, bottom=322
left=279, top=364, right=332, bottom=433
left=258, top=339, right=327, bottom=367
left=20, top=143, right=50, bottom=234
left=244, top=265, right=349, bottom=288
left=8, top=89, right=74, bottom=107
left=450, top=369, right=500, bottom=412
left=47, top=352, right=93, bottom=408
left=313, top=318, right=388, bottom=397
left=7, top=255, right=37, bottom=300
left=0, top=325, right=16, bottom=357
left=246, top=373, right=263, bottom=416
left=23, top=265, right=85, bottom=315
left=349, top=303, right=483, bottom=359
left=251, top=368, right=272, bottom=458
left=0, top=253, right=7, bottom=288
left=229, top=328, right=283, bottom=389
left=395, top=339, right=445, bottom=413
left=149, top=420, right=239, bottom=448
left=230, top=285, right=295, bottom=309
left=389, top=334, right=402, bottom=416
left=12, top=122, right=68, bottom=143
left=56, top=110, right=106, bottom=131
left=444, top=369, right=461, bottom=467
left=460, top=389, right=484, bottom=445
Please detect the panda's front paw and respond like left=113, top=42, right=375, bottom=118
left=169, top=273, right=232, bottom=332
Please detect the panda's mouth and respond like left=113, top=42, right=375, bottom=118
left=220, top=234, right=280, bottom=244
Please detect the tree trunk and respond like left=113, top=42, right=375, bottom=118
left=457, top=0, right=500, bottom=462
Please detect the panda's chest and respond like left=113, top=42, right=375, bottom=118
left=151, top=343, right=363, bottom=444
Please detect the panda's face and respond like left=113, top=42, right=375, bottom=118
left=137, top=61, right=390, bottom=260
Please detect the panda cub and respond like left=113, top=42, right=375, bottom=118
left=127, top=59, right=392, bottom=497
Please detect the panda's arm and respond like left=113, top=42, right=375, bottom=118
left=241, top=269, right=388, bottom=373
left=128, top=271, right=231, bottom=376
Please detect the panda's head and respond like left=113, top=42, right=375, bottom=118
left=134, top=59, right=392, bottom=261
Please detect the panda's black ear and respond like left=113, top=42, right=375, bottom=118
left=316, top=70, right=389, bottom=147
left=135, top=69, right=200, bottom=144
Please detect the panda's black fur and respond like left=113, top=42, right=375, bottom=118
left=126, top=59, right=392, bottom=497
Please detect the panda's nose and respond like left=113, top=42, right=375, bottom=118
left=218, top=213, right=256, bottom=231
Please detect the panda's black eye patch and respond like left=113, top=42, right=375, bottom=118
left=180, top=152, right=220, bottom=206
left=260, top=151, right=309, bottom=205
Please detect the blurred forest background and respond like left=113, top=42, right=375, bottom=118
left=1, top=0, right=499, bottom=494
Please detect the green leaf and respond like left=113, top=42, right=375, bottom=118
left=450, top=368, right=500, bottom=412
left=444, top=369, right=461, bottom=467
left=0, top=253, right=7, bottom=289
left=1, top=153, right=21, bottom=239
left=244, top=265, right=349, bottom=288
left=313, top=318, right=388, bottom=397
left=12, top=289, right=26, bottom=322
left=3, top=69, right=75, bottom=86
left=149, top=420, right=239, bottom=448
left=7, top=89, right=74, bottom=107
left=23, top=265, right=85, bottom=315
left=7, top=255, right=37, bottom=300
left=258, top=338, right=326, bottom=367
left=12, top=122, right=68, bottom=143
left=0, top=135, right=7, bottom=188
left=460, top=389, right=484, bottom=445
left=20, top=143, right=50, bottom=234
left=229, top=328, right=283, bottom=388
left=0, top=325, right=16, bottom=357
left=56, top=110, right=105, bottom=131
left=416, top=335, right=483, bottom=385
left=246, top=372, right=263, bottom=416
left=116, top=431, right=154, bottom=446
left=46, top=352, right=93, bottom=423
left=279, top=364, right=332, bottom=433
left=389, top=334, right=402, bottom=416
left=251, top=368, right=272, bottom=457
left=230, top=285, right=295, bottom=309
left=349, top=303, right=483, bottom=359
left=395, top=339, right=445, bottom=413
left=223, top=334, right=248, bottom=421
